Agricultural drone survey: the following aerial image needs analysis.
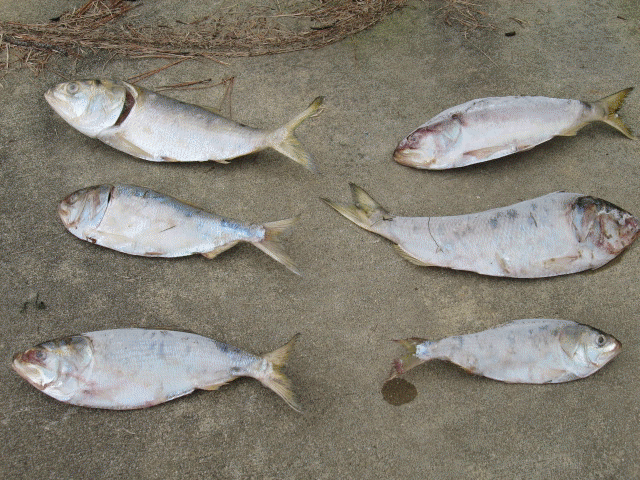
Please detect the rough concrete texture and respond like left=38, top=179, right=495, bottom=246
left=1, top=1, right=639, bottom=478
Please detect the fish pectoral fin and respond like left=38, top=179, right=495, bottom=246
left=463, top=145, right=516, bottom=162
left=100, top=132, right=155, bottom=160
left=393, top=244, right=435, bottom=267
left=201, top=241, right=240, bottom=259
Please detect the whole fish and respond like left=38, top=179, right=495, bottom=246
left=394, top=89, right=635, bottom=169
left=59, top=184, right=300, bottom=274
left=322, top=184, right=639, bottom=278
left=388, top=319, right=621, bottom=384
left=45, top=79, right=323, bottom=170
left=12, top=329, right=300, bottom=411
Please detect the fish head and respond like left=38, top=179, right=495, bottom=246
left=59, top=185, right=112, bottom=234
left=560, top=323, right=621, bottom=373
left=12, top=336, right=93, bottom=400
left=573, top=196, right=640, bottom=254
left=393, top=119, right=461, bottom=168
left=44, top=79, right=127, bottom=137
left=582, top=328, right=621, bottom=369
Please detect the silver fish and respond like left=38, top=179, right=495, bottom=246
left=13, top=329, right=300, bottom=411
left=323, top=184, right=639, bottom=278
left=394, top=89, right=635, bottom=169
left=45, top=79, right=323, bottom=170
left=388, top=319, right=621, bottom=384
left=59, top=184, right=300, bottom=274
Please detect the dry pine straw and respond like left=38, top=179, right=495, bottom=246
left=0, top=0, right=407, bottom=74
left=0, top=0, right=491, bottom=74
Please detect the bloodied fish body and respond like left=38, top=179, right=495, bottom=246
left=389, top=319, right=621, bottom=384
left=394, top=89, right=635, bottom=169
left=12, top=329, right=300, bottom=411
left=44, top=79, right=323, bottom=170
left=323, top=184, right=639, bottom=278
left=59, top=184, right=299, bottom=274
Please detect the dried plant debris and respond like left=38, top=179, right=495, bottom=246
left=0, top=0, right=408, bottom=73
left=435, top=0, right=494, bottom=32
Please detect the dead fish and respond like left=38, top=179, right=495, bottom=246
left=394, top=89, right=635, bottom=169
left=59, top=184, right=300, bottom=274
left=44, top=79, right=323, bottom=170
left=388, top=319, right=621, bottom=384
left=322, top=184, right=639, bottom=278
left=12, top=329, right=301, bottom=411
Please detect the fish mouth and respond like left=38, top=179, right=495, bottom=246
left=12, top=353, right=47, bottom=390
left=393, top=147, right=434, bottom=168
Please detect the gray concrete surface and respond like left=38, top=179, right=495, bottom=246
left=1, top=1, right=639, bottom=478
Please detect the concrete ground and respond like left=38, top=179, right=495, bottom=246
left=1, top=1, right=639, bottom=478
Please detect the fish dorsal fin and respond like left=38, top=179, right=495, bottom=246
left=201, top=241, right=240, bottom=259
left=393, top=244, right=435, bottom=267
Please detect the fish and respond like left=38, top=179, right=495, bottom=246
left=59, top=184, right=300, bottom=274
left=322, top=184, right=639, bottom=278
left=44, top=79, right=323, bottom=170
left=388, top=319, right=621, bottom=384
left=12, top=329, right=301, bottom=411
left=394, top=89, right=635, bottom=169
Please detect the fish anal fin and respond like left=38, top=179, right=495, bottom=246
left=201, top=379, right=233, bottom=391
left=201, top=241, right=239, bottom=259
left=161, top=156, right=181, bottom=162
left=542, top=255, right=581, bottom=273
left=393, top=244, right=435, bottom=267
left=212, top=158, right=231, bottom=164
left=558, top=123, right=587, bottom=137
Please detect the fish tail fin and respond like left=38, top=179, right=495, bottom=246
left=321, top=183, right=392, bottom=233
left=595, top=87, right=636, bottom=139
left=386, top=338, right=429, bottom=381
left=270, top=96, right=324, bottom=171
left=253, top=217, right=300, bottom=275
left=259, top=334, right=301, bottom=412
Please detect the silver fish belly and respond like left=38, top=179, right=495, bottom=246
left=12, top=329, right=300, bottom=411
left=44, top=79, right=323, bottom=170
left=323, top=184, right=639, bottom=278
left=389, top=319, right=621, bottom=384
left=59, top=184, right=299, bottom=274
left=394, top=89, right=635, bottom=169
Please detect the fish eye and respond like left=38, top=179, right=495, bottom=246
left=596, top=335, right=606, bottom=347
left=66, top=82, right=79, bottom=95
